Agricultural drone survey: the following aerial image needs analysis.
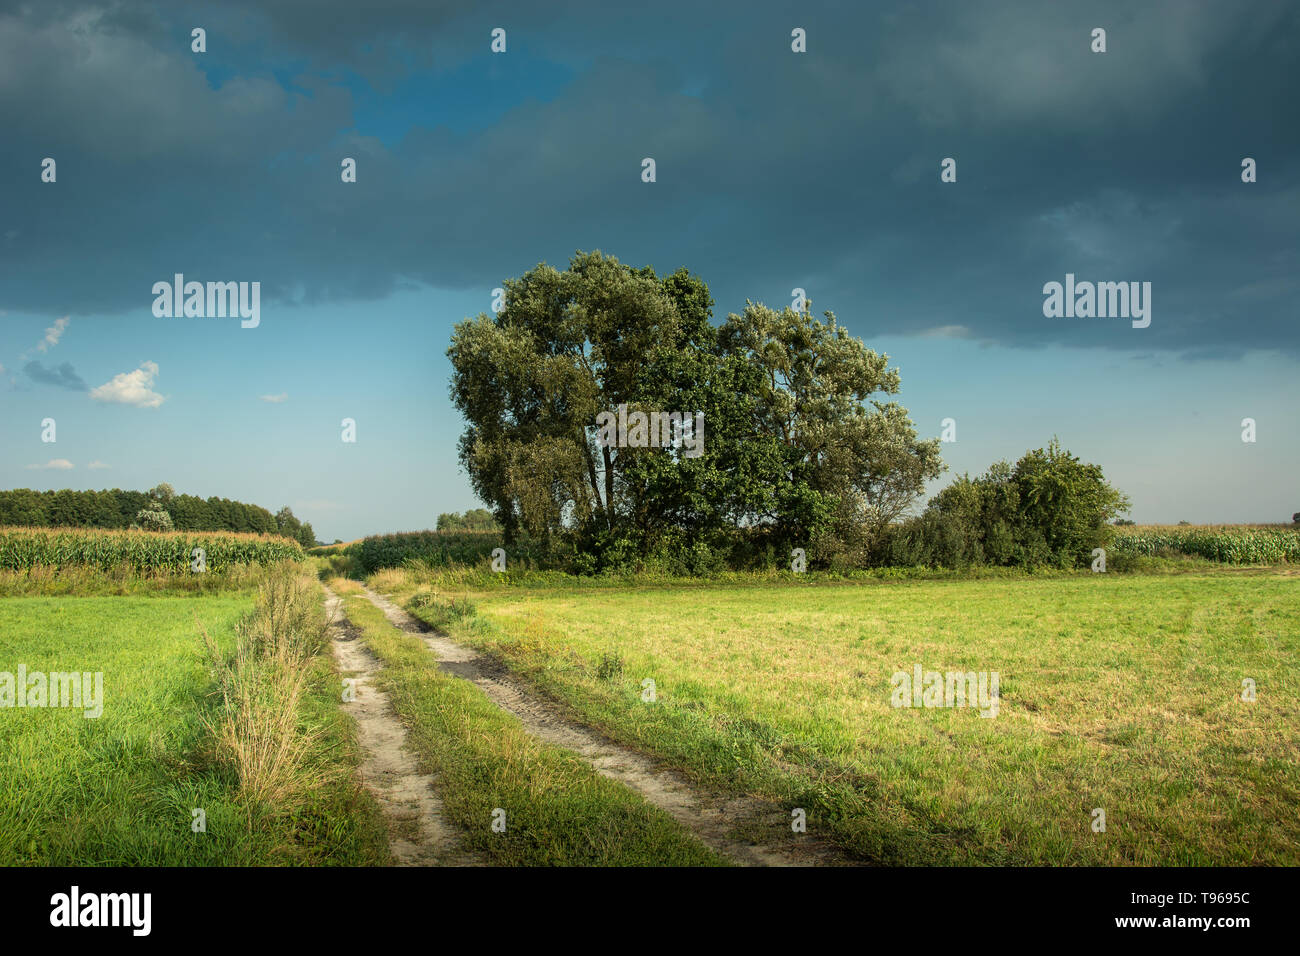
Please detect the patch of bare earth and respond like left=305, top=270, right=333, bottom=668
left=323, top=586, right=482, bottom=867
left=360, top=585, right=855, bottom=867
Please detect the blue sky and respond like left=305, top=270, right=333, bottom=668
left=2, top=0, right=1297, bottom=540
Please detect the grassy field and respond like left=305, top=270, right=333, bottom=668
left=330, top=578, right=726, bottom=865
left=384, top=569, right=1300, bottom=865
left=5, top=518, right=1294, bottom=867
left=0, top=589, right=387, bottom=865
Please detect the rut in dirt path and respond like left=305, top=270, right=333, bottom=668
left=358, top=585, right=854, bottom=867
left=323, top=585, right=482, bottom=867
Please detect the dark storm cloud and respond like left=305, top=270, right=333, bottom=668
left=24, top=360, right=88, bottom=390
left=1, top=0, right=1296, bottom=356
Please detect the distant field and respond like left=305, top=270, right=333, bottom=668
left=0, top=526, right=303, bottom=574
left=0, top=593, right=384, bottom=865
left=1112, top=525, right=1300, bottom=564
left=394, top=570, right=1300, bottom=865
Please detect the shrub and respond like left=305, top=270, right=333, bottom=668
left=350, top=530, right=546, bottom=574
left=875, top=440, right=1128, bottom=570
left=135, top=507, right=174, bottom=532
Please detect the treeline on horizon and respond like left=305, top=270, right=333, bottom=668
left=0, top=486, right=316, bottom=546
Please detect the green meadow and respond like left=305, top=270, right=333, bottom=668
left=0, top=592, right=386, bottom=866
left=386, top=569, right=1300, bottom=865
left=4, top=537, right=1296, bottom=867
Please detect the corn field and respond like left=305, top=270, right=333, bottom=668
left=1111, top=525, right=1300, bottom=564
left=0, top=526, right=303, bottom=573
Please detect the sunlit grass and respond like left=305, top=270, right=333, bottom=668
left=399, top=571, right=1300, bottom=865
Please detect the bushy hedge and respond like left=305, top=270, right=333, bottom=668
left=349, top=530, right=548, bottom=574
left=354, top=446, right=1295, bottom=575
left=870, top=440, right=1129, bottom=570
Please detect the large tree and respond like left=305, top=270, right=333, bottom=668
left=718, top=301, right=943, bottom=550
left=449, top=250, right=776, bottom=549
left=448, top=252, right=940, bottom=566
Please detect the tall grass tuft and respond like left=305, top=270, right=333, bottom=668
left=200, top=566, right=330, bottom=819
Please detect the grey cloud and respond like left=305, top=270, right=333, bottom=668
left=0, top=0, right=1295, bottom=358
left=24, top=360, right=89, bottom=390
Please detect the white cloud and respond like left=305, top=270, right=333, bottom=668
left=295, top=499, right=342, bottom=511
left=25, top=458, right=74, bottom=470
left=36, top=315, right=70, bottom=353
left=259, top=392, right=289, bottom=403
left=87, top=460, right=110, bottom=469
left=90, top=361, right=164, bottom=408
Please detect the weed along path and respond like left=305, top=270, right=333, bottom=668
left=323, top=587, right=482, bottom=867
left=356, top=585, right=851, bottom=867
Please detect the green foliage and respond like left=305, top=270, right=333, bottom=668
left=148, top=482, right=175, bottom=506
left=718, top=301, right=943, bottom=551
left=273, top=506, right=316, bottom=547
left=349, top=530, right=546, bottom=575
left=447, top=251, right=940, bottom=567
left=0, top=486, right=280, bottom=535
left=437, top=509, right=501, bottom=531
left=1011, top=438, right=1130, bottom=566
left=878, top=440, right=1129, bottom=570
left=134, top=506, right=174, bottom=532
left=315, top=551, right=362, bottom=581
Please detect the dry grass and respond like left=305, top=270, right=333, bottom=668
left=200, top=568, right=332, bottom=817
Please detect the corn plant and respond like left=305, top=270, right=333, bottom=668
left=0, top=526, right=303, bottom=574
left=1111, top=525, right=1300, bottom=564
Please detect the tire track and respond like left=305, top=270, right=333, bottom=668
left=323, top=586, right=482, bottom=867
left=357, top=585, right=852, bottom=867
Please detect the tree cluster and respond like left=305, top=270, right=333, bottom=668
left=449, top=251, right=940, bottom=571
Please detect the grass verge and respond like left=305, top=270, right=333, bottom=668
left=0, top=570, right=387, bottom=865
